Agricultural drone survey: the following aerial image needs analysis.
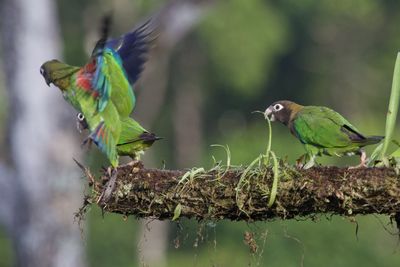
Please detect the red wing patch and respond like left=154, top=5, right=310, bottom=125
left=76, top=70, right=100, bottom=98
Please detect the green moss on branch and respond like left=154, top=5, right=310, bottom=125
left=87, top=162, right=400, bottom=222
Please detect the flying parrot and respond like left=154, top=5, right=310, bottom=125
left=264, top=100, right=383, bottom=169
left=40, top=17, right=160, bottom=167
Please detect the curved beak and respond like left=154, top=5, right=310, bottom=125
left=264, top=107, right=276, bottom=121
left=44, top=76, right=51, bottom=86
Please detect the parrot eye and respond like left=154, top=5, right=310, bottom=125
left=77, top=113, right=85, bottom=121
left=40, top=67, right=45, bottom=75
left=273, top=104, right=284, bottom=111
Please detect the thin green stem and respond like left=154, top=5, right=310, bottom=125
left=267, top=151, right=279, bottom=208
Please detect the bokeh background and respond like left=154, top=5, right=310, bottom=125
left=1, top=0, right=400, bottom=266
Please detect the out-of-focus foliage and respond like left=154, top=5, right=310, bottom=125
left=73, top=212, right=400, bottom=267
left=199, top=0, right=289, bottom=96
left=1, top=0, right=400, bottom=266
left=87, top=208, right=140, bottom=266
left=0, top=230, right=13, bottom=266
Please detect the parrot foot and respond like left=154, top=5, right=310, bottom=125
left=348, top=150, right=368, bottom=169
left=303, top=158, right=316, bottom=169
left=296, top=154, right=306, bottom=169
left=97, top=167, right=118, bottom=205
left=296, top=154, right=316, bottom=169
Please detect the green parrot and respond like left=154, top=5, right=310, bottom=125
left=77, top=113, right=160, bottom=160
left=40, top=19, right=159, bottom=167
left=264, top=100, right=384, bottom=168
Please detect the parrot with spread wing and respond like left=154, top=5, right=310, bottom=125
left=264, top=100, right=383, bottom=169
left=40, top=16, right=160, bottom=167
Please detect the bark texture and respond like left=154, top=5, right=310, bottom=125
left=88, top=163, right=400, bottom=222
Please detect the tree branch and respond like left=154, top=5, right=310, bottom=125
left=85, top=162, right=400, bottom=223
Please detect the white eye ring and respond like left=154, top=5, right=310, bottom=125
left=40, top=67, right=44, bottom=75
left=273, top=104, right=283, bottom=111
left=77, top=113, right=85, bottom=121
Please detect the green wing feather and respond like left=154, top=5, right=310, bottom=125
left=118, top=117, right=146, bottom=143
left=292, top=106, right=361, bottom=149
left=116, top=117, right=152, bottom=158
left=83, top=102, right=121, bottom=167
left=73, top=82, right=122, bottom=167
left=91, top=50, right=136, bottom=117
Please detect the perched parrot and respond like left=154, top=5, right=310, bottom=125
left=77, top=113, right=160, bottom=160
left=40, top=18, right=160, bottom=167
left=264, top=100, right=383, bottom=168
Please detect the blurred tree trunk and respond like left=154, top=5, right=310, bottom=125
left=173, top=39, right=204, bottom=168
left=0, top=0, right=85, bottom=266
left=135, top=1, right=212, bottom=266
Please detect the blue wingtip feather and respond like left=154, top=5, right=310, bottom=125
left=92, top=55, right=111, bottom=112
left=106, top=19, right=155, bottom=85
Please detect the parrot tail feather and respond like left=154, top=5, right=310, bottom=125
left=139, top=132, right=162, bottom=144
left=117, top=132, right=162, bottom=146
left=364, top=135, right=384, bottom=145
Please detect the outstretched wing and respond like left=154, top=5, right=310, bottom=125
left=292, top=107, right=364, bottom=148
left=106, top=19, right=156, bottom=85
left=83, top=19, right=156, bottom=115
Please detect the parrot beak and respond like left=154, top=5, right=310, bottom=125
left=42, top=74, right=51, bottom=86
left=44, top=74, right=52, bottom=86
left=264, top=107, right=275, bottom=121
left=40, top=65, right=52, bottom=86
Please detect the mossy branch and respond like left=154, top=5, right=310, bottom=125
left=80, top=162, right=400, bottom=223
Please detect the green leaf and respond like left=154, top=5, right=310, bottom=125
left=172, top=203, right=182, bottom=221
left=368, top=143, right=383, bottom=166
left=379, top=52, right=400, bottom=162
left=390, top=148, right=400, bottom=158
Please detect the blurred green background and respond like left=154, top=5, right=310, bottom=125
left=1, top=0, right=400, bottom=266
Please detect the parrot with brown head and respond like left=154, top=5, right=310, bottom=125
left=264, top=100, right=383, bottom=168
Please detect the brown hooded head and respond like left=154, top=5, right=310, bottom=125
left=264, top=100, right=304, bottom=126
